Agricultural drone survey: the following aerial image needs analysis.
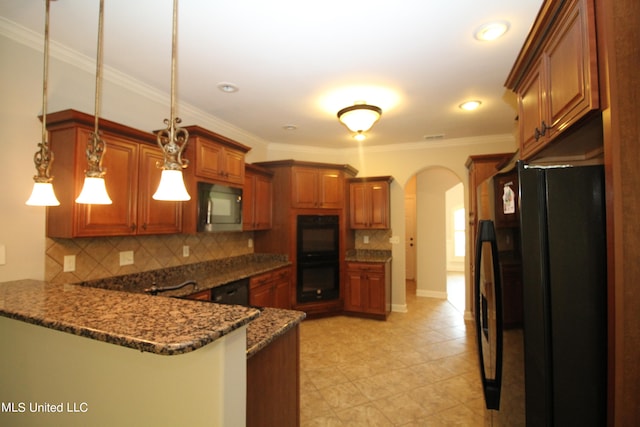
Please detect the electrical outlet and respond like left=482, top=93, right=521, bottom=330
left=182, top=245, right=190, bottom=257
left=63, top=255, right=76, bottom=272
left=363, top=235, right=370, bottom=244
left=248, top=238, right=254, bottom=248
left=119, top=251, right=134, bottom=266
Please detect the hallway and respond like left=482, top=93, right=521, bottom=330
left=299, top=281, right=486, bottom=426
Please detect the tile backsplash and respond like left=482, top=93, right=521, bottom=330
left=46, top=232, right=254, bottom=284
left=354, top=229, right=392, bottom=250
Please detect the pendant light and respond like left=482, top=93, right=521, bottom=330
left=26, top=0, right=60, bottom=206
left=76, top=0, right=112, bottom=204
left=153, top=0, right=190, bottom=201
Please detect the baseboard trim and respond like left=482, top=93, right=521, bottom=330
left=416, top=290, right=448, bottom=299
left=391, top=303, right=408, bottom=313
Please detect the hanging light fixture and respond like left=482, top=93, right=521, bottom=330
left=26, top=0, right=60, bottom=206
left=76, top=0, right=112, bottom=205
left=153, top=0, right=190, bottom=201
left=337, top=103, right=382, bottom=141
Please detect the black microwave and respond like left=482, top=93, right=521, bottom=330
left=197, top=182, right=243, bottom=232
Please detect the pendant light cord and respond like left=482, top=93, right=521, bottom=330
left=94, top=0, right=104, bottom=135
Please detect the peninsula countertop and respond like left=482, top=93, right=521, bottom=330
left=0, top=279, right=261, bottom=355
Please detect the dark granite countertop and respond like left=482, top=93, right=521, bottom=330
left=345, top=249, right=392, bottom=263
left=246, top=307, right=306, bottom=359
left=0, top=279, right=260, bottom=355
left=80, top=253, right=291, bottom=298
left=0, top=254, right=306, bottom=359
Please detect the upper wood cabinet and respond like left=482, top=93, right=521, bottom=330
left=180, top=126, right=251, bottom=233
left=349, top=176, right=392, bottom=229
left=291, top=166, right=345, bottom=209
left=45, top=109, right=182, bottom=238
left=243, top=164, right=273, bottom=231
left=184, top=126, right=250, bottom=186
left=506, top=0, right=599, bottom=159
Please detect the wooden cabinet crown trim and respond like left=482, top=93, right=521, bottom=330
left=254, top=159, right=359, bottom=176
left=44, top=109, right=156, bottom=145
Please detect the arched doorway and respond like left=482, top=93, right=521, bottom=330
left=404, top=167, right=465, bottom=313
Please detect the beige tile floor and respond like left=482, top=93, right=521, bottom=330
left=299, top=279, right=490, bottom=426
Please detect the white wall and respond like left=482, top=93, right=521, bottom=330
left=0, top=27, right=518, bottom=310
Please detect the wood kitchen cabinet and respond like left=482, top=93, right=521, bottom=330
left=349, top=176, right=392, bottom=229
left=46, top=109, right=182, bottom=238
left=506, top=0, right=599, bottom=159
left=291, top=166, right=345, bottom=209
left=249, top=266, right=291, bottom=309
left=243, top=164, right=273, bottom=231
left=185, top=126, right=248, bottom=186
left=344, top=260, right=391, bottom=319
left=180, top=126, right=251, bottom=233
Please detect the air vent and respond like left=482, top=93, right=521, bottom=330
left=424, top=134, right=445, bottom=141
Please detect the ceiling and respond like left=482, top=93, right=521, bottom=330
left=1, top=0, right=543, bottom=148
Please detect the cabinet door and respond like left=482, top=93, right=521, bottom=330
left=74, top=129, right=139, bottom=236
left=365, top=271, right=386, bottom=314
left=273, top=268, right=291, bottom=309
left=243, top=173, right=256, bottom=230
left=291, top=167, right=318, bottom=208
left=253, top=174, right=273, bottom=229
left=518, top=57, right=548, bottom=158
left=368, top=182, right=389, bottom=229
left=250, top=280, right=273, bottom=307
left=344, top=268, right=365, bottom=311
left=349, top=183, right=368, bottom=228
left=546, top=0, right=598, bottom=138
left=194, top=139, right=224, bottom=180
left=223, top=148, right=245, bottom=185
left=318, top=170, right=344, bottom=209
left=137, top=145, right=183, bottom=235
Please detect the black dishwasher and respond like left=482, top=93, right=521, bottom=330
left=211, top=278, right=249, bottom=306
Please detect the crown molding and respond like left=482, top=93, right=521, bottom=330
left=0, top=16, right=268, bottom=149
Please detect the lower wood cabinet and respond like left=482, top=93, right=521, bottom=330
left=249, top=266, right=291, bottom=309
left=344, top=260, right=391, bottom=319
left=247, top=325, right=299, bottom=427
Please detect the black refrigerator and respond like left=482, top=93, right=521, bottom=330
left=474, top=161, right=607, bottom=426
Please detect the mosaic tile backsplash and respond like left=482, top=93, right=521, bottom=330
left=46, top=232, right=255, bottom=284
left=354, top=229, right=392, bottom=251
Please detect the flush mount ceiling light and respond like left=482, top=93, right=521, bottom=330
left=153, top=0, right=191, bottom=202
left=474, top=21, right=510, bottom=41
left=337, top=104, right=382, bottom=140
left=459, top=100, right=482, bottom=111
left=76, top=0, right=112, bottom=205
left=26, top=0, right=59, bottom=207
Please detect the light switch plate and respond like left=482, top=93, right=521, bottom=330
left=182, top=245, right=190, bottom=257
left=389, top=236, right=400, bottom=244
left=119, top=250, right=134, bottom=266
left=363, top=235, right=369, bottom=244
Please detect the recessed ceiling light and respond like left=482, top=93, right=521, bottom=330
left=459, top=100, right=482, bottom=111
left=474, top=21, right=510, bottom=41
left=217, top=82, right=239, bottom=93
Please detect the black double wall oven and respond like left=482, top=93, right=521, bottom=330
left=296, top=215, right=340, bottom=303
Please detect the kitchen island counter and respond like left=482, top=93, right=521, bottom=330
left=0, top=279, right=260, bottom=355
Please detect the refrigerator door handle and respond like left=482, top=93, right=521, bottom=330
left=474, top=219, right=504, bottom=410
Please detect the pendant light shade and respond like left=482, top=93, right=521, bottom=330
left=337, top=104, right=382, bottom=133
left=153, top=170, right=191, bottom=201
left=26, top=0, right=60, bottom=207
left=76, top=0, right=112, bottom=205
left=26, top=182, right=60, bottom=206
left=153, top=0, right=191, bottom=202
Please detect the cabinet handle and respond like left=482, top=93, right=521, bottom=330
left=130, top=223, right=136, bottom=231
left=540, top=120, right=549, bottom=135
left=142, top=223, right=147, bottom=231
left=534, top=127, right=542, bottom=141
